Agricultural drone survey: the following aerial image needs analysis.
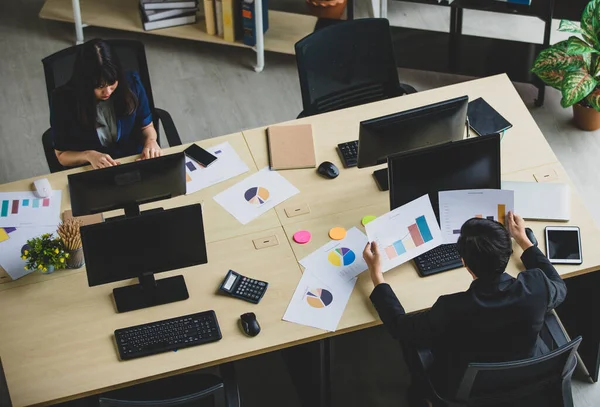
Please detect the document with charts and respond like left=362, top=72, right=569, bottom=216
left=185, top=142, right=249, bottom=194
left=365, top=195, right=443, bottom=273
left=0, top=226, right=58, bottom=280
left=299, top=227, right=369, bottom=284
left=439, top=189, right=514, bottom=244
left=283, top=268, right=357, bottom=332
left=0, top=191, right=62, bottom=228
left=213, top=167, right=299, bottom=224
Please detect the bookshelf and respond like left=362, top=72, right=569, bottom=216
left=381, top=0, right=556, bottom=106
left=39, top=0, right=320, bottom=72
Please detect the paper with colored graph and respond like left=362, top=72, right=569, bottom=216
left=365, top=194, right=443, bottom=273
left=299, top=227, right=369, bottom=284
left=0, top=191, right=62, bottom=228
left=0, top=226, right=58, bottom=280
left=185, top=142, right=249, bottom=194
left=213, top=167, right=299, bottom=224
left=439, top=189, right=514, bottom=244
left=283, top=268, right=357, bottom=332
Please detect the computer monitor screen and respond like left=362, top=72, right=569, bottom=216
left=388, top=134, right=501, bottom=222
left=81, top=203, right=207, bottom=287
left=68, top=153, right=186, bottom=217
left=357, top=95, right=469, bottom=168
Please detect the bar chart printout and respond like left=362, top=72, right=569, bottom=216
left=365, top=195, right=443, bottom=273
left=0, top=191, right=62, bottom=228
left=439, top=189, right=514, bottom=244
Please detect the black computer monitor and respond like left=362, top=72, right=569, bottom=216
left=80, top=203, right=208, bottom=313
left=388, top=133, right=501, bottom=222
left=68, top=153, right=186, bottom=218
left=357, top=96, right=469, bottom=191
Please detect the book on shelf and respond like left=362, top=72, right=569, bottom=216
left=141, top=7, right=198, bottom=21
left=242, top=0, right=268, bottom=47
left=215, top=0, right=224, bottom=36
left=222, top=0, right=242, bottom=42
left=140, top=10, right=198, bottom=30
left=203, top=0, right=217, bottom=35
left=141, top=0, right=198, bottom=9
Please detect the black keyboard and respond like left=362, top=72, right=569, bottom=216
left=414, top=244, right=463, bottom=277
left=337, top=140, right=358, bottom=167
left=114, top=310, right=222, bottom=360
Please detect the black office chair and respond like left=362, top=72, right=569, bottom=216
left=294, top=18, right=417, bottom=118
left=0, top=358, right=12, bottom=407
left=41, top=39, right=182, bottom=173
left=98, top=363, right=239, bottom=407
left=416, top=332, right=583, bottom=407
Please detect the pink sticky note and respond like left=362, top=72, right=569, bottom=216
left=293, top=230, right=312, bottom=244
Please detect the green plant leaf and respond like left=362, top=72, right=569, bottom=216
left=586, top=88, right=600, bottom=110
left=582, top=0, right=600, bottom=42
left=561, top=69, right=598, bottom=107
left=532, top=46, right=585, bottom=73
left=567, top=37, right=598, bottom=55
left=559, top=20, right=584, bottom=34
left=535, top=70, right=567, bottom=89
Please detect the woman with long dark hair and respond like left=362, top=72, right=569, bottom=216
left=51, top=39, right=161, bottom=169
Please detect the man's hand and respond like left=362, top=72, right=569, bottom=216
left=363, top=242, right=385, bottom=286
left=86, top=151, right=119, bottom=169
left=139, top=139, right=161, bottom=160
left=507, top=211, right=533, bottom=251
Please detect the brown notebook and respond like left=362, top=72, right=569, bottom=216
left=267, top=124, right=316, bottom=170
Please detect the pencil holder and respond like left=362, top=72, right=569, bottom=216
left=66, top=247, right=85, bottom=269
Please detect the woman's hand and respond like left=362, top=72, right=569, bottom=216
left=86, top=151, right=119, bottom=169
left=507, top=211, right=533, bottom=251
left=363, top=242, right=385, bottom=287
left=139, top=139, right=161, bottom=160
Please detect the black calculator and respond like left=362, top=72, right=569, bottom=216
left=218, top=270, right=268, bottom=304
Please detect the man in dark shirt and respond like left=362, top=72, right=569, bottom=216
left=364, top=212, right=566, bottom=407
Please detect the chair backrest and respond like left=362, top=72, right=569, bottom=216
left=294, top=18, right=402, bottom=117
left=0, top=358, right=12, bottom=407
left=454, top=336, right=582, bottom=406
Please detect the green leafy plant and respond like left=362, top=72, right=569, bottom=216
left=532, top=0, right=600, bottom=110
left=21, top=233, right=69, bottom=273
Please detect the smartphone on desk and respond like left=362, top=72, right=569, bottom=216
left=545, top=226, right=583, bottom=265
left=184, top=144, right=218, bottom=167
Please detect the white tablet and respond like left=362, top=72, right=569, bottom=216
left=545, top=226, right=582, bottom=265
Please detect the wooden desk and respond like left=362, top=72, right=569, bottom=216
left=1, top=74, right=599, bottom=407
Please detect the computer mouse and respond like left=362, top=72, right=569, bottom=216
left=32, top=178, right=52, bottom=198
left=240, top=312, right=261, bottom=337
left=317, top=161, right=339, bottom=179
left=525, top=227, right=538, bottom=247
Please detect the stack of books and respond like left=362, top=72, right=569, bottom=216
left=203, top=0, right=268, bottom=44
left=139, top=0, right=199, bottom=31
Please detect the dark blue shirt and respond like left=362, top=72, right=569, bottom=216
left=50, top=71, right=153, bottom=158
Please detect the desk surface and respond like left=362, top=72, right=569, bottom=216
left=1, top=74, right=599, bottom=407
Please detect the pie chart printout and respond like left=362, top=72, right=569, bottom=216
left=327, top=247, right=356, bottom=267
left=306, top=288, right=334, bottom=308
left=244, top=186, right=270, bottom=205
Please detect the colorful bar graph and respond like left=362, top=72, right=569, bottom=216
left=33, top=199, right=39, bottom=208
left=186, top=161, right=197, bottom=172
left=42, top=199, right=50, bottom=207
left=393, top=240, right=406, bottom=256
left=11, top=200, right=19, bottom=214
left=416, top=215, right=433, bottom=243
left=408, top=224, right=424, bottom=246
left=22, top=199, right=29, bottom=206
left=0, top=201, right=8, bottom=217
left=497, top=204, right=506, bottom=225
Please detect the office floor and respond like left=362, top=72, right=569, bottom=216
left=1, top=0, right=599, bottom=406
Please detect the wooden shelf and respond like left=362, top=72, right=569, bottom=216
left=39, top=0, right=318, bottom=56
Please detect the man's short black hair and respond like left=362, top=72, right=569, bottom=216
left=456, top=218, right=513, bottom=279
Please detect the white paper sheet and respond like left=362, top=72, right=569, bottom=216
left=299, top=227, right=369, bottom=284
left=365, top=195, right=443, bottom=273
left=213, top=167, right=299, bottom=225
left=439, top=189, right=515, bottom=244
left=0, top=226, right=58, bottom=280
left=0, top=191, right=62, bottom=228
left=185, top=142, right=249, bottom=194
left=283, top=269, right=357, bottom=332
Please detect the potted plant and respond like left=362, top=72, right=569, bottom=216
left=57, top=218, right=85, bottom=269
left=306, top=0, right=347, bottom=19
left=532, top=0, right=600, bottom=131
left=21, top=233, right=68, bottom=274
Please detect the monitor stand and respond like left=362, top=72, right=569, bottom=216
left=373, top=168, right=389, bottom=191
left=113, top=272, right=189, bottom=313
